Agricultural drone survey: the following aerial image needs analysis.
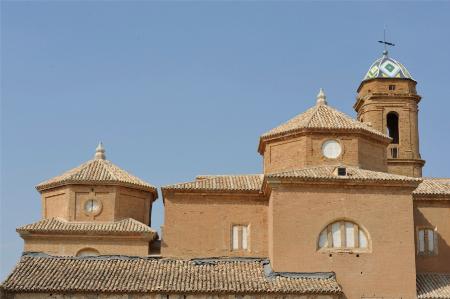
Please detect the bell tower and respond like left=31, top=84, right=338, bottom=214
left=354, top=50, right=425, bottom=177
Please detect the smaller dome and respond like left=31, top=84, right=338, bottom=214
left=363, top=51, right=413, bottom=81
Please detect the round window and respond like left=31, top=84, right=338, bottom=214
left=322, top=140, right=342, bottom=159
left=84, top=199, right=100, bottom=214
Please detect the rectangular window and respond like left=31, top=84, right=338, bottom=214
left=231, top=225, right=249, bottom=251
left=391, top=147, right=398, bottom=158
left=418, top=230, right=425, bottom=252
left=345, top=222, right=355, bottom=248
left=418, top=228, right=437, bottom=255
left=389, top=84, right=396, bottom=91
left=242, top=226, right=248, bottom=250
left=332, top=222, right=341, bottom=248
left=232, top=226, right=240, bottom=250
left=428, top=230, right=434, bottom=252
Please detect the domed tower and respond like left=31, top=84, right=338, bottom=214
left=17, top=143, right=158, bottom=257
left=355, top=50, right=425, bottom=177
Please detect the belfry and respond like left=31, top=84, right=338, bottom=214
left=355, top=50, right=425, bottom=177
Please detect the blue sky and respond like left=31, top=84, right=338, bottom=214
left=1, top=1, right=449, bottom=279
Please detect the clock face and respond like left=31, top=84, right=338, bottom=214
left=322, top=140, right=342, bottom=159
left=84, top=199, right=100, bottom=214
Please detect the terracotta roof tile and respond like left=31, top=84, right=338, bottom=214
left=260, top=103, right=390, bottom=141
left=162, top=175, right=264, bottom=192
left=267, top=166, right=421, bottom=184
left=1, top=253, right=342, bottom=295
left=36, top=159, right=157, bottom=193
left=414, top=179, right=450, bottom=197
left=163, top=167, right=422, bottom=193
left=17, top=218, right=157, bottom=238
left=417, top=273, right=450, bottom=299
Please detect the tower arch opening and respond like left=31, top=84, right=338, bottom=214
left=386, top=112, right=399, bottom=144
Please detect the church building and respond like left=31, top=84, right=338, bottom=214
left=1, top=50, right=450, bottom=299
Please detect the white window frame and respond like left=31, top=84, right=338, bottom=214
left=231, top=224, right=249, bottom=251
left=318, top=220, right=370, bottom=253
left=417, top=227, right=438, bottom=256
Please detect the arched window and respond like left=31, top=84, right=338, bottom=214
left=76, top=248, right=100, bottom=257
left=318, top=220, right=369, bottom=251
left=386, top=112, right=399, bottom=144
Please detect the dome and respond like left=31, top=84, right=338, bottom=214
left=363, top=51, right=413, bottom=81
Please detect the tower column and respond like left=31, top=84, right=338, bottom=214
left=355, top=51, right=425, bottom=177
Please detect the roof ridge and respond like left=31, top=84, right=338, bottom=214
left=267, top=165, right=422, bottom=182
left=320, top=104, right=383, bottom=133
left=422, top=177, right=450, bottom=181
left=35, top=158, right=156, bottom=193
left=197, top=174, right=263, bottom=177
left=302, top=104, right=321, bottom=128
left=260, top=105, right=317, bottom=137
left=99, top=159, right=120, bottom=181
left=20, top=252, right=267, bottom=262
left=123, top=218, right=150, bottom=226
left=36, top=159, right=92, bottom=187
left=260, top=102, right=390, bottom=143
left=267, top=164, right=341, bottom=175
left=162, top=174, right=264, bottom=192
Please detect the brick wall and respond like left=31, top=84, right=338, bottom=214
left=22, top=235, right=150, bottom=256
left=162, top=192, right=268, bottom=258
left=356, top=78, right=424, bottom=177
left=268, top=182, right=417, bottom=299
left=414, top=199, right=450, bottom=272
left=263, top=133, right=388, bottom=174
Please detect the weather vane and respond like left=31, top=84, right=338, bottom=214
left=378, top=28, right=395, bottom=55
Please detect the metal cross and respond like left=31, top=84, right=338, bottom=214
left=378, top=28, right=395, bottom=53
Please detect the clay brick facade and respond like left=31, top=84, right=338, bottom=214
left=162, top=192, right=268, bottom=258
left=267, top=182, right=418, bottom=299
left=355, top=78, right=425, bottom=177
left=3, top=53, right=450, bottom=299
left=262, top=133, right=388, bottom=174
left=414, top=199, right=450, bottom=272
left=41, top=184, right=154, bottom=224
left=21, top=235, right=151, bottom=256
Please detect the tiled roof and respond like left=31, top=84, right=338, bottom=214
left=267, top=166, right=422, bottom=184
left=36, top=159, right=157, bottom=193
left=162, top=175, right=264, bottom=193
left=363, top=52, right=413, bottom=81
left=260, top=103, right=390, bottom=142
left=163, top=167, right=422, bottom=193
left=1, top=253, right=342, bottom=295
left=414, top=179, right=450, bottom=197
left=417, top=273, right=450, bottom=299
left=17, top=218, right=157, bottom=238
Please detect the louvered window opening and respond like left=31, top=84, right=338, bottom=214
left=232, top=225, right=249, bottom=251
left=418, top=228, right=438, bottom=256
left=318, top=221, right=369, bottom=251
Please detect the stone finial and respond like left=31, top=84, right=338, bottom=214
left=316, top=88, right=327, bottom=105
left=95, top=142, right=106, bottom=160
